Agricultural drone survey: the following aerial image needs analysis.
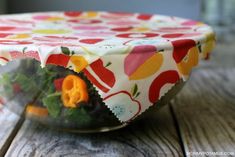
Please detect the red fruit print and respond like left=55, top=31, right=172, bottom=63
left=162, top=33, right=184, bottom=38
left=9, top=51, right=23, bottom=59
left=116, top=33, right=159, bottom=38
left=83, top=59, right=115, bottom=93
left=83, top=68, right=109, bottom=93
left=27, top=51, right=40, bottom=61
left=124, top=45, right=157, bottom=76
left=0, top=56, right=9, bottom=62
left=0, top=26, right=16, bottom=31
left=0, top=40, right=33, bottom=45
left=149, top=70, right=180, bottom=103
left=0, top=33, right=12, bottom=38
left=172, top=39, right=196, bottom=63
left=162, top=33, right=201, bottom=38
left=9, top=51, right=40, bottom=61
left=46, top=54, right=70, bottom=67
left=137, top=14, right=153, bottom=20
left=104, top=90, right=141, bottom=121
left=64, top=11, right=82, bottom=17
left=79, top=39, right=103, bottom=44
left=53, top=78, right=64, bottom=91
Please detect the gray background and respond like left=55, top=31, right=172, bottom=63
left=6, top=0, right=201, bottom=19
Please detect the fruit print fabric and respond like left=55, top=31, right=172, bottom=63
left=0, top=11, right=216, bottom=122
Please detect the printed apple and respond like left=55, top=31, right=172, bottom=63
left=0, top=40, right=33, bottom=45
left=0, top=56, right=9, bottom=63
left=64, top=11, right=82, bottom=17
left=0, top=33, right=12, bottom=38
left=0, top=51, right=10, bottom=64
left=161, top=33, right=201, bottom=38
left=172, top=39, right=199, bottom=75
left=10, top=51, right=40, bottom=61
left=137, top=14, right=153, bottom=20
left=124, top=45, right=163, bottom=80
left=83, top=59, right=116, bottom=93
left=116, top=33, right=159, bottom=38
left=79, top=38, right=104, bottom=44
left=46, top=54, right=70, bottom=67
left=149, top=70, right=180, bottom=103
left=0, top=26, right=16, bottom=31
left=104, top=91, right=141, bottom=122
left=0, top=26, right=30, bottom=32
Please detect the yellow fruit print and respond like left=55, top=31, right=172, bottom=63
left=129, top=53, right=163, bottom=80
left=124, top=45, right=164, bottom=80
left=8, top=34, right=31, bottom=39
left=46, top=17, right=64, bottom=21
left=132, top=27, right=150, bottom=32
left=202, top=33, right=216, bottom=58
left=70, top=56, right=88, bottom=73
left=177, top=46, right=199, bottom=75
left=79, top=12, right=98, bottom=18
left=33, top=29, right=70, bottom=34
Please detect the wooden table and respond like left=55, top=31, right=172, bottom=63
left=0, top=41, right=235, bottom=157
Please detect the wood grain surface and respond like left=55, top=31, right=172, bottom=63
left=5, top=105, right=183, bottom=157
left=0, top=106, right=22, bottom=157
left=172, top=68, right=235, bottom=155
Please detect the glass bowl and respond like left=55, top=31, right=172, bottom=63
left=0, top=59, right=184, bottom=133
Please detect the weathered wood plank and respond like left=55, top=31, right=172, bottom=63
left=5, top=105, right=183, bottom=157
left=0, top=106, right=23, bottom=157
left=172, top=68, right=235, bottom=155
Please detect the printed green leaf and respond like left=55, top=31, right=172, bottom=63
left=135, top=92, right=141, bottom=98
left=22, top=47, right=27, bottom=53
left=131, top=83, right=138, bottom=96
left=71, top=51, right=75, bottom=55
left=61, top=46, right=70, bottom=55
left=197, top=42, right=202, bottom=53
left=105, top=62, right=112, bottom=67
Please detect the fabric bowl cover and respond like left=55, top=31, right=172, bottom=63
left=0, top=11, right=216, bottom=122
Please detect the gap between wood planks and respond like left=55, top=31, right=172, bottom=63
left=0, top=109, right=25, bottom=157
